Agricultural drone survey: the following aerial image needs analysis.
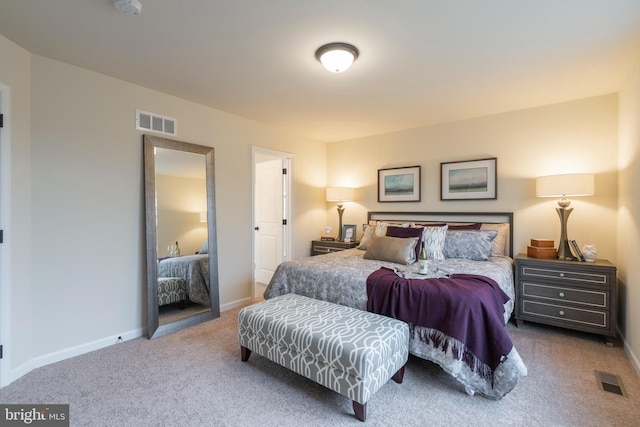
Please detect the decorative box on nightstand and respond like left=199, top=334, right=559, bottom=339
left=514, top=254, right=617, bottom=345
left=311, top=240, right=358, bottom=256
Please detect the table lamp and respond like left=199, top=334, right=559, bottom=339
left=536, top=173, right=594, bottom=260
left=326, top=187, right=354, bottom=241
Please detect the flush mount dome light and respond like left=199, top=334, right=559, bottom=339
left=315, top=42, right=359, bottom=73
left=114, top=0, right=142, bottom=16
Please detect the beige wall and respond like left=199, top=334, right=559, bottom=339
left=0, top=34, right=327, bottom=385
left=618, top=58, right=640, bottom=373
left=327, top=95, right=618, bottom=263
left=156, top=174, right=208, bottom=257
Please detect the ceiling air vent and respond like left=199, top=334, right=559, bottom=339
left=136, top=110, right=177, bottom=136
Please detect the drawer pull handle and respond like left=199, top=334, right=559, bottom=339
left=558, top=292, right=565, bottom=298
left=559, top=273, right=565, bottom=277
left=559, top=310, right=565, bottom=316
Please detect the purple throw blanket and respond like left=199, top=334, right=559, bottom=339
left=366, top=267, right=513, bottom=382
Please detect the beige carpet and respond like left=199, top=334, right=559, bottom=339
left=1, top=303, right=639, bottom=427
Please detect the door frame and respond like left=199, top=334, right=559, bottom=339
left=0, top=82, right=11, bottom=386
left=251, top=146, right=293, bottom=300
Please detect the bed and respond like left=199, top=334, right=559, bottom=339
left=263, top=211, right=527, bottom=399
left=157, top=254, right=210, bottom=306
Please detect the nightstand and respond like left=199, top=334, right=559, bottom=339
left=514, top=254, right=617, bottom=345
left=311, top=240, right=358, bottom=256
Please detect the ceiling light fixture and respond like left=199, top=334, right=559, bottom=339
left=315, top=42, right=359, bottom=73
left=114, top=0, right=142, bottom=16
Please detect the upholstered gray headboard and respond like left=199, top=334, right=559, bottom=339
left=367, top=211, right=514, bottom=258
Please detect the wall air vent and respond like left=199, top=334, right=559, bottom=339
left=136, top=110, right=177, bottom=136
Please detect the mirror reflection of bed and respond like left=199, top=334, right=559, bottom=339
left=157, top=251, right=211, bottom=326
left=155, top=147, right=209, bottom=326
left=144, top=134, right=220, bottom=339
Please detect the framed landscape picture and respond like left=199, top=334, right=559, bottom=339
left=378, top=166, right=421, bottom=202
left=440, top=158, right=497, bottom=200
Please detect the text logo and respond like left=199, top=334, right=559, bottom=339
left=0, top=405, right=69, bottom=426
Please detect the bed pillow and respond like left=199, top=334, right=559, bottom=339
left=415, top=222, right=482, bottom=230
left=444, top=230, right=498, bottom=261
left=449, top=222, right=482, bottom=230
left=385, top=225, right=423, bottom=261
left=375, top=220, right=410, bottom=236
left=417, top=225, right=448, bottom=261
left=357, top=224, right=376, bottom=250
left=480, top=223, right=509, bottom=256
left=363, top=235, right=419, bottom=265
left=198, top=240, right=208, bottom=254
left=357, top=221, right=411, bottom=250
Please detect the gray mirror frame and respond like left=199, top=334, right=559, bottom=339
left=144, top=134, right=220, bottom=339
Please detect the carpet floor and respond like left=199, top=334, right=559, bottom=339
left=1, top=303, right=639, bottom=426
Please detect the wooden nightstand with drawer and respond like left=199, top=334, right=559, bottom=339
left=514, top=254, right=617, bottom=345
left=311, top=240, right=358, bottom=256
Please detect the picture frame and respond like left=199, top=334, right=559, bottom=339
left=342, top=224, right=357, bottom=243
left=440, top=157, right=497, bottom=200
left=378, top=166, right=421, bottom=202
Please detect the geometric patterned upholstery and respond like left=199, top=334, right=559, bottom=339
left=157, top=277, right=187, bottom=306
left=238, top=293, right=409, bottom=420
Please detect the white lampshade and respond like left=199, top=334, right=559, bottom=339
left=199, top=211, right=207, bottom=223
left=315, top=43, right=359, bottom=73
left=326, top=187, right=354, bottom=202
left=536, top=174, right=594, bottom=198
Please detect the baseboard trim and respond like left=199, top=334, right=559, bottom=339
left=621, top=333, right=640, bottom=378
left=5, top=327, right=144, bottom=387
left=4, top=298, right=252, bottom=388
left=221, top=296, right=252, bottom=312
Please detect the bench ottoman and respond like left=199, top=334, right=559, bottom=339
left=157, top=277, right=187, bottom=307
left=238, top=293, right=409, bottom=421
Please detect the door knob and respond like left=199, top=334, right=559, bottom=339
left=254, top=226, right=259, bottom=231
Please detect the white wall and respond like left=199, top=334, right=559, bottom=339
left=618, top=58, right=640, bottom=373
left=327, top=95, right=618, bottom=264
left=0, top=36, right=328, bottom=385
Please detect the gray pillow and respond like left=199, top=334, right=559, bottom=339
left=198, top=240, right=208, bottom=254
left=444, top=230, right=498, bottom=261
left=363, top=235, right=419, bottom=265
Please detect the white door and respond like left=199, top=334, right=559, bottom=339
left=254, top=158, right=284, bottom=285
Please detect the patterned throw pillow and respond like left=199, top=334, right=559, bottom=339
left=444, top=230, right=499, bottom=260
left=357, top=224, right=376, bottom=250
left=419, top=225, right=448, bottom=261
left=480, top=223, right=509, bottom=256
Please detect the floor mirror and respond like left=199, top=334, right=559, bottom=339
left=144, top=134, right=220, bottom=339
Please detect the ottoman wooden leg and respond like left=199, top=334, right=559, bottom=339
left=241, top=346, right=251, bottom=362
left=353, top=401, right=367, bottom=422
left=392, top=365, right=405, bottom=383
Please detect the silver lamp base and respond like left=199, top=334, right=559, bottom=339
left=336, top=204, right=345, bottom=241
left=556, top=207, right=577, bottom=260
